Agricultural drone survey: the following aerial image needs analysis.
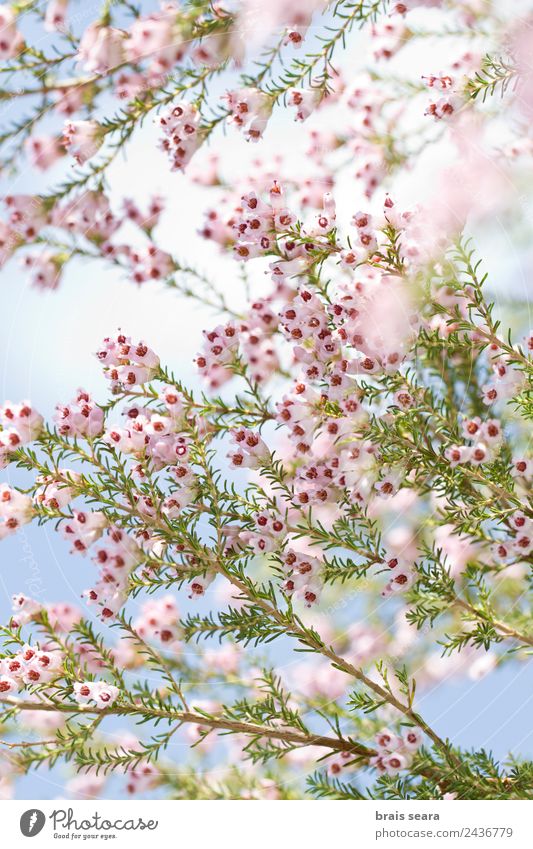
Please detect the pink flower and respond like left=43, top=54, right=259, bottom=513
left=0, top=5, right=23, bottom=60
left=10, top=594, right=42, bottom=628
left=376, top=728, right=402, bottom=751
left=0, top=485, right=34, bottom=539
left=228, top=428, right=270, bottom=470
left=34, top=471, right=79, bottom=511
left=4, top=195, right=49, bottom=240
left=444, top=444, right=471, bottom=467
left=511, top=458, right=531, bottom=480
left=204, top=645, right=241, bottom=675
left=482, top=419, right=503, bottom=446
left=63, top=120, right=103, bottom=165
left=374, top=472, right=401, bottom=498
left=22, top=251, right=63, bottom=290
left=60, top=510, right=107, bottom=554
left=24, top=135, right=64, bottom=170
left=54, top=389, right=104, bottom=438
left=382, top=752, right=408, bottom=775
left=21, top=649, right=62, bottom=685
left=73, top=680, right=119, bottom=708
left=78, top=23, right=125, bottom=72
left=124, top=760, right=159, bottom=795
left=115, top=71, right=148, bottom=102
left=371, top=19, right=407, bottom=61
left=124, top=5, right=183, bottom=74
left=470, top=442, right=489, bottom=466
left=196, top=322, right=239, bottom=387
left=134, top=595, right=180, bottom=646
left=96, top=333, right=160, bottom=389
left=402, top=728, right=423, bottom=750
left=46, top=602, right=81, bottom=632
left=382, top=562, right=417, bottom=596
left=223, top=88, right=273, bottom=142
left=0, top=400, right=43, bottom=444
left=53, top=191, right=118, bottom=241
left=158, top=102, right=203, bottom=171
left=0, top=675, right=19, bottom=696
left=461, top=416, right=482, bottom=440
left=187, top=572, right=215, bottom=599
left=93, top=682, right=120, bottom=708
left=128, top=243, right=174, bottom=284
left=434, top=523, right=478, bottom=578
left=288, top=89, right=321, bottom=122
left=237, top=0, right=323, bottom=49
left=44, top=0, right=68, bottom=32
left=66, top=768, right=106, bottom=800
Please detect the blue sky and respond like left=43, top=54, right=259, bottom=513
left=0, top=1, right=531, bottom=799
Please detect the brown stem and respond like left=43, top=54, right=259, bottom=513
left=0, top=698, right=373, bottom=759
left=452, top=597, right=533, bottom=647
left=217, top=567, right=460, bottom=769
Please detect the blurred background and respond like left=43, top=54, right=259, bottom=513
left=0, top=0, right=531, bottom=798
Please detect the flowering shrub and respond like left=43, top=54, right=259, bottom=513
left=0, top=0, right=531, bottom=802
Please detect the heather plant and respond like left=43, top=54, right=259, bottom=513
left=0, top=0, right=531, bottom=801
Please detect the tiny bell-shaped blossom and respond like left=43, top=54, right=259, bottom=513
left=10, top=594, right=42, bottom=628
left=0, top=675, right=19, bottom=696
left=196, top=322, right=239, bottom=381
left=228, top=428, right=270, bottom=469
left=0, top=400, right=43, bottom=466
left=402, top=727, right=423, bottom=751
left=60, top=510, right=107, bottom=554
left=158, top=102, right=203, bottom=171
left=382, top=562, right=417, bottom=596
left=63, top=120, right=104, bottom=165
left=24, top=134, right=64, bottom=171
left=375, top=728, right=402, bottom=751
left=34, top=470, right=80, bottom=511
left=44, top=0, right=68, bottom=32
left=124, top=6, right=183, bottom=73
left=0, top=485, right=34, bottom=539
left=74, top=680, right=119, bottom=708
left=187, top=571, right=216, bottom=599
left=55, top=389, right=104, bottom=438
left=288, top=88, right=321, bottom=122
left=22, top=251, right=64, bottom=290
left=97, top=333, right=160, bottom=389
left=444, top=444, right=471, bottom=467
left=0, top=400, right=44, bottom=441
left=78, top=23, right=125, bottom=73
left=511, top=457, right=531, bottom=480
left=0, top=5, right=24, bottom=60
left=223, top=87, right=273, bottom=142
left=4, top=194, right=49, bottom=240
left=382, top=752, right=408, bottom=776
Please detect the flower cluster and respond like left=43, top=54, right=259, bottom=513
left=223, top=88, right=273, bottom=142
left=370, top=727, right=423, bottom=777
left=492, top=513, right=533, bottom=562
left=73, top=680, right=120, bottom=709
left=134, top=595, right=181, bottom=650
left=0, top=645, right=63, bottom=695
left=97, top=333, right=160, bottom=390
left=445, top=418, right=503, bottom=467
left=0, top=0, right=531, bottom=806
left=0, top=484, right=33, bottom=539
left=158, top=103, right=203, bottom=171
left=0, top=401, right=43, bottom=467
left=55, top=390, right=104, bottom=438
